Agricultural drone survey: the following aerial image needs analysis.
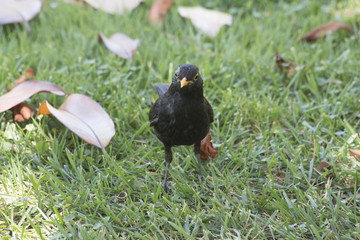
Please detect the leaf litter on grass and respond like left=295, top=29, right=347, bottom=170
left=0, top=0, right=42, bottom=33
left=2, top=0, right=360, bottom=239
left=301, top=21, right=354, bottom=41
left=98, top=32, right=140, bottom=59
left=6, top=68, right=36, bottom=122
left=0, top=80, right=65, bottom=113
left=39, top=93, right=115, bottom=148
left=84, top=0, right=143, bottom=14
left=177, top=6, right=232, bottom=37
left=149, top=0, right=173, bottom=25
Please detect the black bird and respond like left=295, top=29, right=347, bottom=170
left=149, top=64, right=214, bottom=193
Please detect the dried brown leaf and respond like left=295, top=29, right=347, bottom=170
left=349, top=149, right=360, bottom=158
left=99, top=32, right=139, bottom=59
left=276, top=53, right=296, bottom=75
left=200, top=134, right=218, bottom=160
left=39, top=94, right=115, bottom=148
left=149, top=0, right=173, bottom=24
left=301, top=22, right=354, bottom=42
left=0, top=80, right=65, bottom=113
left=276, top=53, right=306, bottom=75
left=85, top=0, right=142, bottom=14
left=316, top=160, right=332, bottom=173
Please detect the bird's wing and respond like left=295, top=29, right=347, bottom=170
left=204, top=98, right=214, bottom=123
left=152, top=83, right=171, bottom=97
left=149, top=99, right=160, bottom=126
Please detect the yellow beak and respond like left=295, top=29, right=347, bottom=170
left=180, top=77, right=191, bottom=88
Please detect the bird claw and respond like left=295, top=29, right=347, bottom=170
left=198, top=175, right=205, bottom=191
left=198, top=175, right=211, bottom=192
left=199, top=175, right=204, bottom=184
left=163, top=183, right=170, bottom=195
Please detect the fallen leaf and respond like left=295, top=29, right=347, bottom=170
left=349, top=149, right=360, bottom=158
left=178, top=6, right=232, bottom=37
left=5, top=68, right=36, bottom=121
left=39, top=94, right=115, bottom=148
left=316, top=160, right=332, bottom=173
left=99, top=32, right=139, bottom=59
left=200, top=134, right=218, bottom=160
left=301, top=22, right=354, bottom=42
left=0, top=0, right=42, bottom=33
left=85, top=0, right=142, bottom=14
left=276, top=53, right=297, bottom=75
left=7, top=68, right=34, bottom=91
left=149, top=0, right=173, bottom=24
left=0, top=0, right=41, bottom=24
left=0, top=80, right=65, bottom=113
left=12, top=102, right=35, bottom=122
left=152, top=83, right=170, bottom=96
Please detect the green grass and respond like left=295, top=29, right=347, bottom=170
left=1, top=0, right=360, bottom=239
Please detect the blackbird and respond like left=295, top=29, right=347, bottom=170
left=149, top=64, right=214, bottom=193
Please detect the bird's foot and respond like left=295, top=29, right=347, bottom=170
left=198, top=175, right=212, bottom=192
left=163, top=183, right=170, bottom=195
left=199, top=175, right=204, bottom=184
left=198, top=174, right=205, bottom=191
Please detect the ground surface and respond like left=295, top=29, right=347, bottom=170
left=1, top=0, right=360, bottom=239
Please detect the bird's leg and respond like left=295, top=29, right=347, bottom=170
left=194, top=142, right=204, bottom=183
left=163, top=146, right=172, bottom=194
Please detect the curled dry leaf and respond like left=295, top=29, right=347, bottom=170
left=99, top=32, right=139, bottom=59
left=0, top=80, right=65, bottom=113
left=149, top=0, right=173, bottom=24
left=349, top=149, right=360, bottom=158
left=276, top=53, right=296, bottom=75
left=276, top=53, right=305, bottom=75
left=178, top=6, right=232, bottom=37
left=85, top=0, right=142, bottom=14
left=200, top=134, right=218, bottom=160
left=39, top=94, right=115, bottom=148
left=316, top=160, right=332, bottom=173
left=301, top=22, right=354, bottom=42
left=6, top=68, right=36, bottom=122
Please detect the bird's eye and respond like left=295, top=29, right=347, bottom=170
left=175, top=73, right=179, bottom=78
left=194, top=73, right=199, bottom=81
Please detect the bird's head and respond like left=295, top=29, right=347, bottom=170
left=172, top=64, right=203, bottom=91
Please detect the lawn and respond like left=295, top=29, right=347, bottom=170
left=1, top=0, right=360, bottom=239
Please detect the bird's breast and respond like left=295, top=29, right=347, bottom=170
left=154, top=96, right=210, bottom=146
